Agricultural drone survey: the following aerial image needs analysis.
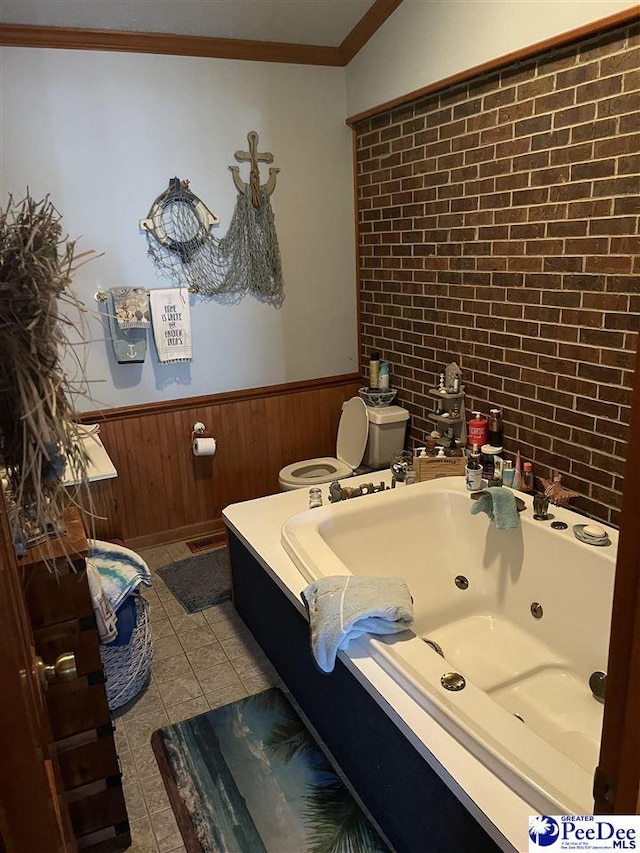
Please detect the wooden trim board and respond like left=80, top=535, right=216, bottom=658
left=78, top=372, right=362, bottom=423
left=0, top=1, right=404, bottom=66
left=339, top=0, right=404, bottom=64
left=346, top=7, right=640, bottom=125
left=126, top=518, right=227, bottom=553
left=596, top=337, right=640, bottom=814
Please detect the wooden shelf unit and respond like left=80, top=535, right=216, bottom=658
left=428, top=386, right=467, bottom=446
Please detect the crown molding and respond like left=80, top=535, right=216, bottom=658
left=0, top=0, right=404, bottom=66
left=0, top=24, right=342, bottom=65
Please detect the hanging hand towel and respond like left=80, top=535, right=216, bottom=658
left=470, top=487, right=520, bottom=530
left=106, top=294, right=147, bottom=364
left=109, top=287, right=150, bottom=329
left=149, top=288, right=193, bottom=363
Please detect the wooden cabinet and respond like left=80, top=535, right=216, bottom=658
left=81, top=476, right=122, bottom=542
left=20, top=509, right=130, bottom=850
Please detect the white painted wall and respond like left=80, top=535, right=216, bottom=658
left=0, top=48, right=357, bottom=410
left=346, top=0, right=639, bottom=117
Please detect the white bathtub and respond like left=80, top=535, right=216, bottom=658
left=281, top=477, right=618, bottom=816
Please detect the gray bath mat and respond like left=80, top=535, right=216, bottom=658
left=157, top=548, right=232, bottom=613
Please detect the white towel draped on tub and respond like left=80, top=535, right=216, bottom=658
left=149, top=288, right=192, bottom=363
left=301, top=575, right=414, bottom=673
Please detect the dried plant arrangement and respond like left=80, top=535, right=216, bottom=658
left=0, top=191, right=94, bottom=566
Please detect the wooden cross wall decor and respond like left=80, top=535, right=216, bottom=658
left=229, top=131, right=279, bottom=207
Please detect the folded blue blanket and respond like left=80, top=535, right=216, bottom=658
left=88, top=539, right=152, bottom=612
left=301, top=575, right=414, bottom=674
left=470, top=487, right=520, bottom=530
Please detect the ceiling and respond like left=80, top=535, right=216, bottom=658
left=0, top=0, right=378, bottom=47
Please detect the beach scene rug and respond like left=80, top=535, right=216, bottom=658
left=152, top=687, right=389, bottom=852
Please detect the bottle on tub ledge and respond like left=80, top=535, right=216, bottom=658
left=521, top=461, right=534, bottom=493
left=488, top=408, right=503, bottom=446
left=465, top=444, right=483, bottom=491
left=502, top=459, right=515, bottom=488
left=481, top=443, right=503, bottom=486
left=468, top=411, right=488, bottom=447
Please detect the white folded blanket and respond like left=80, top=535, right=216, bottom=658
left=301, top=575, right=414, bottom=673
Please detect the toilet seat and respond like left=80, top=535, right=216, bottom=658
left=278, top=456, right=353, bottom=489
left=278, top=397, right=369, bottom=490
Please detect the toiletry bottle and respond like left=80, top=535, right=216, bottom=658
left=493, top=453, right=504, bottom=486
left=521, top=461, right=534, bottom=493
left=502, top=460, right=515, bottom=487
left=465, top=444, right=483, bottom=491
left=488, top=408, right=503, bottom=446
left=480, top=444, right=495, bottom=483
left=468, top=412, right=488, bottom=448
left=369, top=351, right=380, bottom=389
left=378, top=360, right=390, bottom=390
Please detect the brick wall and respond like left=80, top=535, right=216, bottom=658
left=355, top=22, right=639, bottom=525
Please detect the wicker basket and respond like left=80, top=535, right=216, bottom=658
left=100, top=596, right=154, bottom=711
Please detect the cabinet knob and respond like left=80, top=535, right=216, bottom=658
left=35, top=652, right=77, bottom=690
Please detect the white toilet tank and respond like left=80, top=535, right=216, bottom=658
left=362, top=405, right=409, bottom=469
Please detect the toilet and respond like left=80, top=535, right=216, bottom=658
left=278, top=396, right=409, bottom=491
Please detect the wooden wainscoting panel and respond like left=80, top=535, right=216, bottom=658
left=84, top=375, right=361, bottom=546
left=82, top=478, right=120, bottom=541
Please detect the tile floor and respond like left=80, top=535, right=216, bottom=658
left=112, top=540, right=281, bottom=853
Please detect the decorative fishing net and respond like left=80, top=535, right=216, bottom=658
left=143, top=178, right=283, bottom=304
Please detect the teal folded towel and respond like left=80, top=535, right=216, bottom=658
left=301, top=575, right=414, bottom=673
left=470, top=487, right=520, bottom=530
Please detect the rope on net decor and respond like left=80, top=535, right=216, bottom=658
left=140, top=132, right=284, bottom=305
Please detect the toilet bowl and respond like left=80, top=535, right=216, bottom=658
left=278, top=397, right=409, bottom=491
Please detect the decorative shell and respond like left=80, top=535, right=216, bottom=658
left=540, top=472, right=580, bottom=506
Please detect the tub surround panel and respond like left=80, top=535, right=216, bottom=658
left=228, top=529, right=502, bottom=853
left=81, top=374, right=361, bottom=546
left=223, top=472, right=539, bottom=852
left=355, top=22, right=639, bottom=525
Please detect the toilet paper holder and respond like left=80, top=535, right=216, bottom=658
left=191, top=422, right=217, bottom=457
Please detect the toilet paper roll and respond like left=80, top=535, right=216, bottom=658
left=192, top=437, right=216, bottom=457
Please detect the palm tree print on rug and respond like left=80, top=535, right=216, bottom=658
left=151, top=687, right=390, bottom=852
